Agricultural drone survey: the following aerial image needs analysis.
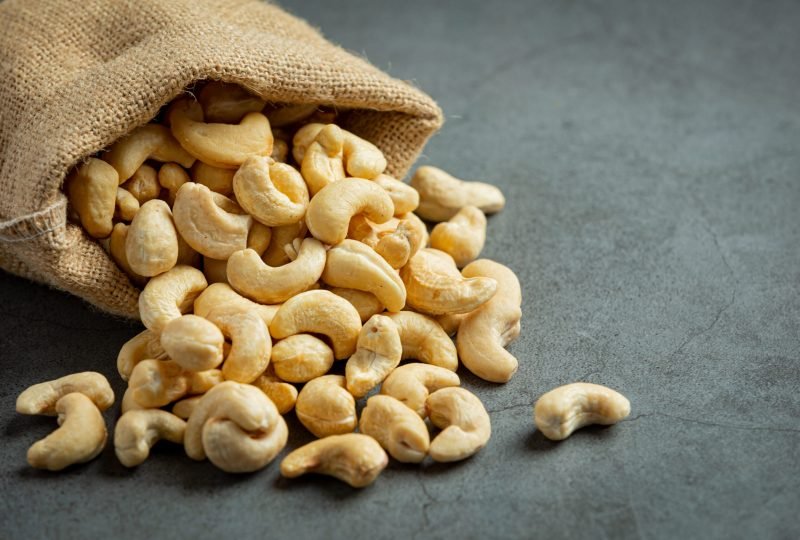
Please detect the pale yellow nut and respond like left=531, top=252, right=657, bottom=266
left=291, top=123, right=325, bottom=164
left=121, top=388, right=146, bottom=414
left=345, top=315, right=402, bottom=398
left=107, top=223, right=147, bottom=286
left=533, top=383, right=631, bottom=441
left=193, top=283, right=279, bottom=327
left=327, top=288, right=384, bottom=323
left=233, top=156, right=309, bottom=226
left=401, top=248, right=497, bottom=315
left=186, top=381, right=288, bottom=473
left=247, top=222, right=272, bottom=256
left=266, top=103, right=318, bottom=128
left=138, top=265, right=208, bottom=334
left=65, top=158, right=119, bottom=238
left=114, top=409, right=186, bottom=467
left=251, top=368, right=298, bottom=415
left=168, top=98, right=273, bottom=169
left=435, top=313, right=467, bottom=336
left=102, top=123, right=195, bottom=182
left=172, top=182, right=252, bottom=259
left=128, top=359, right=190, bottom=408
left=280, top=433, right=388, bottom=488
left=188, top=369, right=224, bottom=394
left=115, top=187, right=140, bottom=222
left=117, top=329, right=167, bottom=381
left=191, top=161, right=235, bottom=196
left=26, top=393, right=107, bottom=471
left=202, top=257, right=229, bottom=285
left=381, top=363, right=460, bottom=417
left=160, top=314, right=225, bottom=372
left=205, top=308, right=271, bottom=384
left=269, top=290, right=361, bottom=359
left=386, top=311, right=458, bottom=371
left=261, top=221, right=306, bottom=267
left=172, top=396, right=202, bottom=420
left=430, top=205, right=487, bottom=268
left=457, top=259, right=522, bottom=383
left=359, top=395, right=430, bottom=463
left=426, top=387, right=491, bottom=462
left=373, top=174, right=419, bottom=215
left=399, top=211, right=430, bottom=249
left=125, top=199, right=179, bottom=277
left=270, top=334, right=334, bottom=383
left=305, top=178, right=394, bottom=245
left=157, top=162, right=190, bottom=205
left=198, top=82, right=266, bottom=124
left=16, top=372, right=114, bottom=415
left=301, top=123, right=346, bottom=195
left=374, top=221, right=417, bottom=269
left=411, top=166, right=505, bottom=222
left=341, top=130, right=387, bottom=180
left=295, top=375, right=356, bottom=438
left=122, top=164, right=161, bottom=204
left=271, top=137, right=289, bottom=163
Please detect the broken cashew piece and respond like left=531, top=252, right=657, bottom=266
left=102, top=123, right=195, bottom=182
left=16, top=372, right=115, bottom=415
left=114, top=409, right=186, bottom=467
left=411, top=166, right=505, bottom=222
left=430, top=205, right=487, bottom=268
left=345, top=315, right=402, bottom=398
left=125, top=199, right=179, bottom=277
left=327, top=288, right=383, bottom=323
left=301, top=123, right=346, bottom=195
left=138, top=265, right=207, bottom=334
left=117, top=329, right=167, bottom=381
left=193, top=283, right=279, bottom=327
left=373, top=174, right=419, bottom=215
left=533, top=383, right=631, bottom=441
left=198, top=82, right=266, bottom=124
left=295, top=375, right=357, bottom=438
left=65, top=157, right=119, bottom=238
left=359, top=395, right=430, bottom=463
left=386, top=311, right=458, bottom=371
left=270, top=334, right=334, bottom=383
left=233, top=156, right=309, bottom=226
left=426, top=387, right=491, bottom=462
left=160, top=314, right=225, bottom=372
left=381, top=363, right=461, bottom=417
left=205, top=308, right=271, bottom=384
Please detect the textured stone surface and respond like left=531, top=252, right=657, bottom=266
left=1, top=0, right=799, bottom=538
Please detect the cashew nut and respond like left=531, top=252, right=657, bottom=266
left=533, top=383, right=631, bottom=441
left=266, top=103, right=318, bottom=128
left=107, top=223, right=147, bottom=286
left=381, top=363, right=461, bottom=417
left=202, top=257, right=229, bottom=284
left=191, top=161, right=235, bottom=196
left=114, top=409, right=186, bottom=467
left=430, top=205, right=487, bottom=268
left=16, top=372, right=114, bottom=415
left=456, top=259, right=522, bottom=383
left=348, top=216, right=422, bottom=269
left=359, top=395, right=430, bottom=463
left=115, top=187, right=139, bottom=221
left=172, top=396, right=202, bottom=420
left=295, top=124, right=387, bottom=181
left=188, top=369, right=224, bottom=394
left=270, top=334, right=334, bottom=383
left=117, top=329, right=167, bottom=381
left=65, top=157, right=119, bottom=238
left=122, top=164, right=160, bottom=204
left=291, top=123, right=324, bottom=163
left=121, top=388, right=146, bottom=414
left=198, top=82, right=266, bottom=124
left=138, top=265, right=207, bottom=334
left=411, top=166, right=505, bottom=222
left=233, top=156, right=309, bottom=226
left=435, top=313, right=466, bottom=336
left=271, top=136, right=289, bottom=162
left=426, top=387, right=491, bottom=462
left=205, top=308, right=271, bottom=384
left=280, top=434, right=388, bottom=488
left=345, top=314, right=402, bottom=398
left=386, top=311, right=458, bottom=371
left=301, top=123, right=346, bottom=195
left=102, top=124, right=195, bottom=182
left=160, top=314, right=225, bottom=372
left=294, top=375, right=356, bottom=438
left=328, top=288, right=384, bottom=323
left=251, top=367, right=298, bottom=415
left=128, top=359, right=190, bottom=408
left=373, top=174, right=419, bottom=215
left=247, top=222, right=272, bottom=256
left=261, top=221, right=306, bottom=267
left=193, top=283, right=279, bottom=327
left=157, top=162, right=190, bottom=205
left=125, top=199, right=179, bottom=277
left=398, top=211, right=430, bottom=249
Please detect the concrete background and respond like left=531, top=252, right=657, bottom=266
left=1, top=0, right=799, bottom=538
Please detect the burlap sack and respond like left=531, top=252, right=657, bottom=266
left=0, top=0, right=443, bottom=319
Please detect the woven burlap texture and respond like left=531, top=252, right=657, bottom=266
left=0, top=0, right=443, bottom=319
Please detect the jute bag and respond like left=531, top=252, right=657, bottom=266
left=0, top=0, right=443, bottom=319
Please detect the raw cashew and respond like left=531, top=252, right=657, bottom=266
left=188, top=369, right=224, bottom=394
left=291, top=123, right=325, bottom=163
left=191, top=161, right=235, bottom=196
left=160, top=314, right=225, bottom=372
left=345, top=315, right=402, bottom=398
left=16, top=372, right=114, bottom=415
left=386, top=311, right=458, bottom=371
left=202, top=257, right=229, bottom=284
left=138, top=265, right=207, bottom=334
left=373, top=174, right=419, bottom=215
left=328, top=288, right=384, bottom=323
left=341, top=130, right=387, bottom=179
left=401, top=249, right=497, bottom=315
left=321, top=240, right=406, bottom=312
left=266, top=103, right=317, bottom=128
left=65, top=157, right=119, bottom=238
left=269, top=290, right=361, bottom=359
left=227, top=238, right=325, bottom=303
left=398, top=211, right=430, bottom=249
left=457, top=259, right=522, bottom=383
left=426, top=387, right=491, bottom=462
left=128, top=359, right=189, bottom=408
left=122, top=164, right=160, bottom=204
left=348, top=216, right=422, bottom=269
left=157, top=162, right=190, bottom=205
left=26, top=393, right=107, bottom=471
left=251, top=367, right=298, bottom=415
left=114, top=409, right=186, bottom=467
left=168, top=98, right=273, bottom=169
left=533, top=383, right=631, bottom=441
left=262, top=221, right=306, bottom=267
left=108, top=223, right=147, bottom=286
left=305, top=178, right=394, bottom=245
left=271, top=137, right=289, bottom=162
left=301, top=123, right=345, bottom=195
left=121, top=388, right=145, bottom=414
left=193, top=283, right=279, bottom=327
left=381, top=363, right=461, bottom=417
left=359, top=395, right=429, bottom=463
left=411, top=166, right=505, bottom=222
left=295, top=375, right=356, bottom=438
left=115, top=187, right=139, bottom=221
left=102, top=124, right=195, bottom=182
left=185, top=381, right=288, bottom=473
left=198, top=82, right=266, bottom=124
left=125, top=199, right=179, bottom=277
left=172, top=396, right=202, bottom=419
left=233, top=156, right=309, bottom=226
left=172, top=182, right=252, bottom=259
left=430, top=206, right=487, bottom=268
left=205, top=308, right=271, bottom=384
left=435, top=313, right=466, bottom=336
left=280, top=434, right=388, bottom=488
left=117, top=329, right=167, bottom=381
left=247, top=222, right=272, bottom=256
left=270, top=334, right=334, bottom=383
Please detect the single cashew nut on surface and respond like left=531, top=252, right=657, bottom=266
left=345, top=315, right=402, bottom=398
left=533, top=383, right=631, bottom=441
left=191, top=161, right=235, bottom=196
left=373, top=174, right=419, bottom=215
left=138, top=265, right=207, bottom=334
left=270, top=334, right=334, bottom=383
left=301, top=123, right=346, bottom=196
left=359, top=395, right=430, bottom=463
left=457, top=259, right=522, bottom=383
left=205, top=308, right=271, bottom=384
left=186, top=381, right=288, bottom=473
left=16, top=372, right=114, bottom=415
left=327, top=288, right=384, bottom=323
left=280, top=433, right=388, bottom=488
left=117, top=329, right=167, bottom=381
left=261, top=221, right=306, bottom=267
left=198, top=82, right=266, bottom=124
left=128, top=360, right=190, bottom=408
left=193, top=283, right=279, bottom=327
left=172, top=396, right=202, bottom=419
left=108, top=223, right=147, bottom=286
left=381, top=363, right=461, bottom=417
left=233, top=156, right=309, bottom=226
left=102, top=123, right=195, bottom=182
left=386, top=311, right=458, bottom=372
left=122, top=164, right=161, bottom=204
left=114, top=409, right=186, bottom=467
left=115, top=187, right=140, bottom=222
left=158, top=162, right=190, bottom=205
left=430, top=205, right=487, bottom=268
left=295, top=375, right=356, bottom=438
left=125, top=199, right=179, bottom=277
left=65, top=157, right=119, bottom=238
left=160, top=314, right=225, bottom=372
left=426, top=387, right=491, bottom=462
left=251, top=368, right=298, bottom=415
left=26, top=393, right=107, bottom=471
left=411, top=166, right=505, bottom=222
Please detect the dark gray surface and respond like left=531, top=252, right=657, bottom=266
left=2, top=0, right=799, bottom=538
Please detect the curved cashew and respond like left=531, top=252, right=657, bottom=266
left=266, top=103, right=317, bottom=128
left=160, top=314, right=225, bottom=372
left=401, top=249, right=497, bottom=315
left=128, top=359, right=189, bottom=408
left=345, top=315, right=402, bottom=398
left=328, top=288, right=383, bottom=323
left=374, top=174, right=419, bottom=215
left=269, top=290, right=361, bottom=359
left=398, top=211, right=430, bottom=249
left=321, top=240, right=406, bottom=312
left=205, top=308, right=271, bottom=384
left=191, top=161, right=235, bottom=196
left=172, top=182, right=252, bottom=259
left=115, top=187, right=139, bottom=221
left=381, top=363, right=461, bottom=417
left=305, top=178, right=394, bottom=245
left=108, top=223, right=147, bottom=286
left=125, top=199, right=179, bottom=277
left=411, top=166, right=505, bottom=222
left=121, top=388, right=145, bottom=414
left=202, top=257, right=229, bottom=285
left=26, top=393, right=107, bottom=471
left=534, top=383, right=631, bottom=441
left=270, top=334, right=334, bottom=383
left=168, top=98, right=273, bottom=169
left=102, top=124, right=195, bottom=182
left=348, top=216, right=423, bottom=269
left=261, top=221, right=306, bottom=267
left=157, top=162, right=190, bottom=205
left=426, top=387, right=491, bottom=462
left=280, top=434, right=388, bottom=488
left=227, top=239, right=325, bottom=304
left=65, top=157, right=119, bottom=238
left=16, top=372, right=114, bottom=415
left=248, top=222, right=272, bottom=256
left=233, top=156, right=309, bottom=226
left=138, top=265, right=207, bottom=334
left=430, top=205, right=487, bottom=268
left=198, top=82, right=266, bottom=124
left=295, top=375, right=356, bottom=438
left=186, top=381, right=288, bottom=473
left=193, top=283, right=279, bottom=327
left=291, top=123, right=324, bottom=163
left=341, top=131, right=387, bottom=179
left=456, top=259, right=522, bottom=383
left=172, top=396, right=202, bottom=420
left=435, top=313, right=467, bottom=336
left=122, top=164, right=160, bottom=204
left=117, top=329, right=167, bottom=381
left=114, top=409, right=186, bottom=467
left=359, top=395, right=429, bottom=463
left=301, top=123, right=346, bottom=195
left=386, top=311, right=458, bottom=371
left=251, top=367, right=298, bottom=415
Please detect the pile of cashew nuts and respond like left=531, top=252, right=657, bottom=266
left=16, top=82, right=630, bottom=485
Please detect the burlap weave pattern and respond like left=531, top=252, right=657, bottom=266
left=0, top=0, right=443, bottom=318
